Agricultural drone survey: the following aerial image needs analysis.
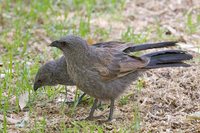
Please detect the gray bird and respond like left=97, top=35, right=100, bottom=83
left=34, top=56, right=74, bottom=89
left=34, top=41, right=180, bottom=104
left=49, top=35, right=193, bottom=121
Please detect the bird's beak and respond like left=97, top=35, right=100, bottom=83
left=49, top=40, right=60, bottom=48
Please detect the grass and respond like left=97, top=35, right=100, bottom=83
left=0, top=0, right=199, bottom=132
left=186, top=11, right=200, bottom=34
left=121, top=26, right=148, bottom=43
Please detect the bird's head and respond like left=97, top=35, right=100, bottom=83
left=33, top=62, right=56, bottom=91
left=49, top=35, right=88, bottom=53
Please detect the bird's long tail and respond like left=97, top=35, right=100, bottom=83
left=123, top=41, right=177, bottom=53
left=142, top=50, right=193, bottom=68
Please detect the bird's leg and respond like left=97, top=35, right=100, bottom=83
left=77, top=93, right=86, bottom=104
left=65, top=89, right=86, bottom=105
left=65, top=86, right=69, bottom=102
left=107, top=99, right=115, bottom=121
left=86, top=98, right=98, bottom=120
left=97, top=101, right=102, bottom=109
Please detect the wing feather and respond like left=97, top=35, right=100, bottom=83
left=93, top=48, right=149, bottom=81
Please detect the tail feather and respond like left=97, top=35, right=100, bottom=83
left=142, top=50, right=193, bottom=68
left=144, top=63, right=191, bottom=69
left=123, top=41, right=177, bottom=53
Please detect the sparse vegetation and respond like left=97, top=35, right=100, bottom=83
left=0, top=0, right=199, bottom=132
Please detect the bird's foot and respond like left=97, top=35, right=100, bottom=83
left=85, top=116, right=94, bottom=121
left=97, top=117, right=114, bottom=124
left=85, top=115, right=104, bottom=121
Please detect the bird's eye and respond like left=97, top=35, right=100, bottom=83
left=37, top=79, right=42, bottom=83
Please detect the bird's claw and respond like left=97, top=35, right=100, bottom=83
left=85, top=115, right=104, bottom=121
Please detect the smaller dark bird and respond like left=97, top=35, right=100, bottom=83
left=34, top=56, right=74, bottom=90
left=50, top=35, right=193, bottom=121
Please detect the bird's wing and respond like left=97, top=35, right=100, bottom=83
left=94, top=48, right=149, bottom=81
left=92, top=41, right=125, bottom=48
left=92, top=41, right=133, bottom=51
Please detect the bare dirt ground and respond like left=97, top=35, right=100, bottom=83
left=121, top=1, right=200, bottom=132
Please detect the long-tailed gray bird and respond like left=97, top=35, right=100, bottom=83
left=48, top=35, right=194, bottom=121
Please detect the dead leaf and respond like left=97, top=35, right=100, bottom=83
left=18, top=91, right=29, bottom=110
